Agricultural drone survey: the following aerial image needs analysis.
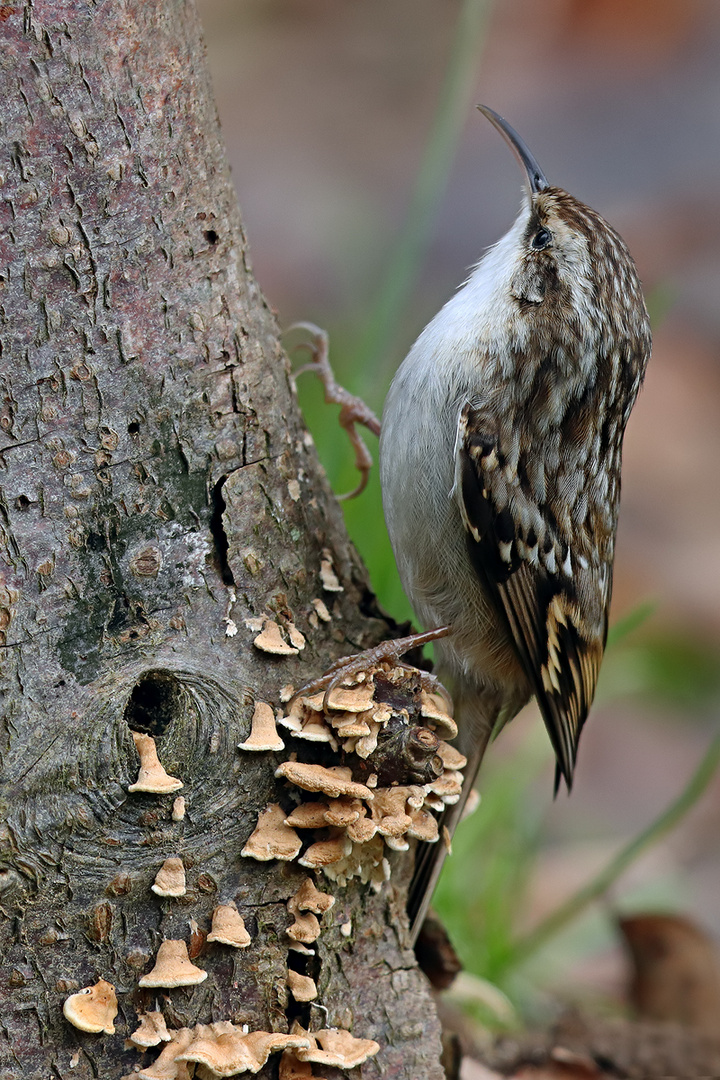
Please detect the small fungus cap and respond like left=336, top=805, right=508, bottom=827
left=238, top=701, right=285, bottom=752
left=241, top=802, right=303, bottom=862
left=130, top=1011, right=172, bottom=1048
left=286, top=911, right=321, bottom=944
left=288, top=877, right=335, bottom=915
left=295, top=1027, right=380, bottom=1069
left=63, top=978, right=118, bottom=1034
left=287, top=969, right=318, bottom=1002
left=298, top=834, right=351, bottom=869
left=275, top=761, right=373, bottom=801
left=253, top=619, right=299, bottom=655
left=128, top=732, right=183, bottom=794
left=207, top=902, right=252, bottom=948
left=138, top=939, right=207, bottom=988
left=151, top=857, right=186, bottom=897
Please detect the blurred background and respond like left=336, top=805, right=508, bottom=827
left=197, top=0, right=720, bottom=1027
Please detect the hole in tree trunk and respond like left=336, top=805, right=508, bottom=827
left=124, top=670, right=183, bottom=738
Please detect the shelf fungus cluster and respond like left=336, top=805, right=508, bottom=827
left=240, top=663, right=467, bottom=889
left=128, top=1023, right=311, bottom=1078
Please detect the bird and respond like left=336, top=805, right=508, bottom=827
left=379, top=106, right=651, bottom=935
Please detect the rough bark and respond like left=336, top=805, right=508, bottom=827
left=0, top=1, right=443, bottom=1077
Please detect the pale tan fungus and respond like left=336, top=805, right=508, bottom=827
left=288, top=941, right=315, bottom=957
left=286, top=622, right=306, bottom=650
left=295, top=691, right=325, bottom=713
left=298, top=834, right=351, bottom=870
left=319, top=553, right=343, bottom=592
left=279, top=684, right=295, bottom=703
left=310, top=598, right=331, bottom=622
left=353, top=721, right=381, bottom=758
left=295, top=1027, right=380, bottom=1069
left=137, top=1028, right=194, bottom=1079
left=279, top=713, right=336, bottom=745
left=323, top=796, right=362, bottom=827
left=288, top=877, right=335, bottom=915
left=176, top=1026, right=311, bottom=1077
left=63, top=978, right=118, bottom=1034
left=340, top=920, right=352, bottom=937
left=138, top=939, right=207, bottom=988
left=436, top=741, right=468, bottom=770
left=407, top=808, right=440, bottom=842
left=171, top=795, right=186, bottom=821
left=325, top=683, right=376, bottom=713
left=346, top=814, right=377, bottom=844
left=286, top=911, right=321, bottom=944
left=128, top=732, right=183, bottom=794
left=371, top=702, right=393, bottom=723
left=385, top=834, right=410, bottom=852
left=284, top=802, right=330, bottom=829
left=287, top=969, right=318, bottom=1002
left=419, top=692, right=458, bottom=738
left=207, top=902, right=252, bottom=948
left=322, top=834, right=389, bottom=890
left=427, top=771, right=464, bottom=802
left=252, top=619, right=299, bottom=656
left=238, top=701, right=285, bottom=752
left=370, top=788, right=413, bottom=837
left=151, top=857, right=186, bottom=897
left=241, top=803, right=303, bottom=862
left=462, top=788, right=481, bottom=820
left=275, top=761, right=373, bottom=801
left=129, top=1011, right=172, bottom=1048
left=333, top=716, right=371, bottom=738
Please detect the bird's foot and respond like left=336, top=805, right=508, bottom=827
left=296, top=626, right=453, bottom=713
left=287, top=321, right=381, bottom=499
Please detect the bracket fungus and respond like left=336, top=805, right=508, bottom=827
left=241, top=802, right=303, bottom=862
left=298, top=834, right=351, bottom=870
left=130, top=1011, right=172, bottom=1048
left=288, top=877, right=335, bottom=916
left=151, top=857, right=187, bottom=897
left=138, top=939, right=208, bottom=988
left=240, top=662, right=467, bottom=888
left=275, top=761, right=373, bottom=802
left=238, top=700, right=285, bottom=752
left=171, top=795, right=186, bottom=821
left=287, top=969, right=318, bottom=1002
left=319, top=551, right=343, bottom=592
left=175, top=1024, right=312, bottom=1077
left=63, top=978, right=118, bottom=1035
left=286, top=910, right=321, bottom=945
left=293, top=1025, right=380, bottom=1070
left=128, top=732, right=183, bottom=794
left=252, top=618, right=301, bottom=656
left=207, top=902, right=252, bottom=948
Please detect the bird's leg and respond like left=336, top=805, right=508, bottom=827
left=287, top=321, right=381, bottom=499
left=296, top=625, right=453, bottom=713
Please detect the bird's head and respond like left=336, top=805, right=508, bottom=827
left=476, top=105, right=649, bottom=356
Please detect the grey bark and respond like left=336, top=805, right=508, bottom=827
left=0, top=1, right=443, bottom=1077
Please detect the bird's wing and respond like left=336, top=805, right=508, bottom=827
left=456, top=402, right=608, bottom=788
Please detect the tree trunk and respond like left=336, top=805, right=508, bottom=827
left=0, top=1, right=443, bottom=1077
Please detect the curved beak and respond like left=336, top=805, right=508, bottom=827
left=477, top=105, right=548, bottom=194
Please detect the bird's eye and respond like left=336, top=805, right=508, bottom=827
left=531, top=227, right=551, bottom=250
